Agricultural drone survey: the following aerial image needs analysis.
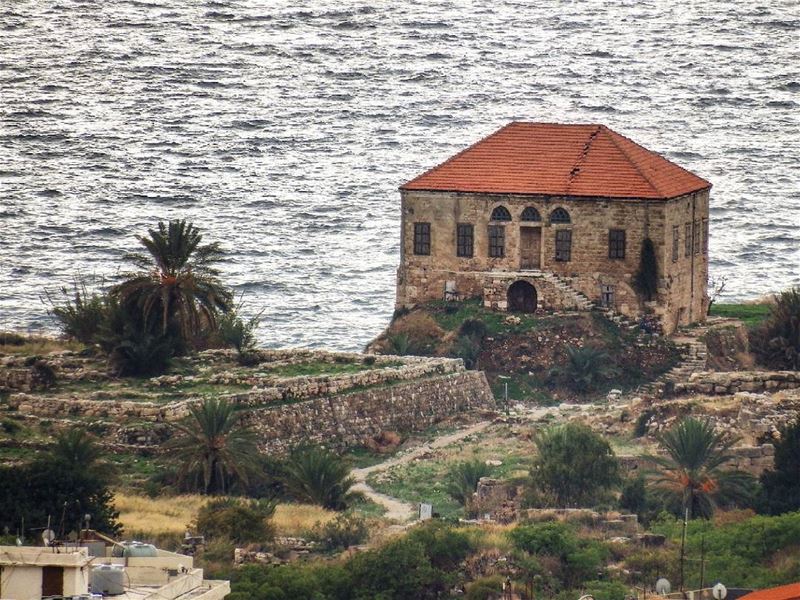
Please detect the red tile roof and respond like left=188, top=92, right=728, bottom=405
left=739, top=583, right=800, bottom=600
left=401, top=122, right=711, bottom=200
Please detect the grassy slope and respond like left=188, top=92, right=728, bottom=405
left=709, top=303, right=770, bottom=327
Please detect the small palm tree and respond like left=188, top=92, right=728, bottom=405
left=445, top=459, right=491, bottom=506
left=112, top=220, right=232, bottom=345
left=549, top=345, right=619, bottom=393
left=168, top=398, right=259, bottom=494
left=646, top=417, right=755, bottom=519
left=283, top=446, right=361, bottom=510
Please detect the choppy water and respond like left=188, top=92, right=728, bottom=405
left=2, top=1, right=799, bottom=350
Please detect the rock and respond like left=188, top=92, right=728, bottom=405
left=485, top=459, right=503, bottom=467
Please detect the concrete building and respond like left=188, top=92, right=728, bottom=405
left=397, top=122, right=711, bottom=333
left=0, top=542, right=229, bottom=600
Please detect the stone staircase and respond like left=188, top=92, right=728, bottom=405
left=636, top=335, right=708, bottom=397
left=540, top=272, right=595, bottom=311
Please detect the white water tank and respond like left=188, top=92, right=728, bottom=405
left=91, top=564, right=125, bottom=595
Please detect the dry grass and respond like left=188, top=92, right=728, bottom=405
left=273, top=504, right=336, bottom=537
left=0, top=334, right=84, bottom=356
left=115, top=493, right=209, bottom=535
left=115, top=492, right=336, bottom=538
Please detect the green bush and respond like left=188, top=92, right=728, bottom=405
left=459, top=318, right=488, bottom=341
left=406, top=520, right=474, bottom=571
left=46, top=279, right=108, bottom=344
left=529, top=423, right=620, bottom=507
left=453, top=335, right=482, bottom=369
left=465, top=575, right=504, bottom=600
left=759, top=417, right=800, bottom=514
left=308, top=513, right=369, bottom=551
left=195, top=498, right=276, bottom=545
left=217, top=306, right=262, bottom=365
left=751, top=287, right=800, bottom=369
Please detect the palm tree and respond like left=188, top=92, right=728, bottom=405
left=47, top=429, right=114, bottom=482
left=549, top=345, right=620, bottom=393
left=283, top=446, right=361, bottom=510
left=112, top=219, right=232, bottom=345
left=168, top=398, right=259, bottom=494
left=646, top=417, right=755, bottom=519
left=445, top=459, right=490, bottom=507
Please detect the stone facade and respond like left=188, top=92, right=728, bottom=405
left=675, top=371, right=800, bottom=396
left=397, top=188, right=710, bottom=334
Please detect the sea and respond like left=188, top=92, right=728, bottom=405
left=1, top=0, right=799, bottom=351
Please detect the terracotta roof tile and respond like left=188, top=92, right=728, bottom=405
left=401, top=122, right=711, bottom=200
left=739, top=583, right=800, bottom=600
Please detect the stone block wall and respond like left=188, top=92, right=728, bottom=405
left=675, top=371, right=800, bottom=396
left=242, top=370, right=495, bottom=453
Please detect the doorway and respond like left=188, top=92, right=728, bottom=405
left=42, top=566, right=64, bottom=597
left=520, top=227, right=541, bottom=270
left=507, top=280, right=537, bottom=313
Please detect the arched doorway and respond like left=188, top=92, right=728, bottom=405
left=507, top=280, right=537, bottom=313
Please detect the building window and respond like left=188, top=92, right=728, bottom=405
left=672, top=225, right=679, bottom=262
left=490, top=206, right=512, bottom=221
left=685, top=222, right=692, bottom=257
left=456, top=223, right=473, bottom=257
left=413, top=222, right=430, bottom=255
left=608, top=229, right=626, bottom=259
left=488, top=225, right=505, bottom=257
left=600, top=285, right=614, bottom=307
left=555, top=229, right=572, bottom=261
left=693, top=220, right=701, bottom=255
left=521, top=207, right=541, bottom=221
left=550, top=207, right=571, bottom=224
left=702, top=218, right=709, bottom=255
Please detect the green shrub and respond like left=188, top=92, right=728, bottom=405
left=453, top=335, right=482, bottom=369
left=308, top=513, right=369, bottom=551
left=46, top=279, right=108, bottom=344
left=758, top=417, right=800, bottom=515
left=510, top=522, right=578, bottom=558
left=1, top=419, right=21, bottom=435
left=217, top=307, right=262, bottom=365
left=619, top=476, right=650, bottom=521
left=633, top=410, right=653, bottom=438
left=406, top=520, right=474, bottom=571
left=459, top=318, right=488, bottom=341
left=195, top=498, right=276, bottom=545
left=751, top=287, right=800, bottom=369
left=108, top=333, right=174, bottom=377
left=529, top=423, right=620, bottom=507
left=465, top=575, right=504, bottom=600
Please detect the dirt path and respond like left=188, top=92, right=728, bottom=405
left=350, top=404, right=583, bottom=523
left=351, top=420, right=493, bottom=522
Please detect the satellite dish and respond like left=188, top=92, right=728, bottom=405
left=713, top=583, right=728, bottom=600
left=656, top=578, right=672, bottom=595
left=42, top=529, right=56, bottom=546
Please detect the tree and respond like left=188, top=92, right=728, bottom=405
left=283, top=446, right=360, bottom=510
left=646, top=417, right=756, bottom=519
left=529, top=423, right=620, bottom=507
left=112, top=219, right=232, bottom=347
left=195, top=498, right=275, bottom=545
left=0, top=430, right=120, bottom=537
left=168, top=398, right=259, bottom=494
left=758, top=418, right=800, bottom=515
left=634, top=237, right=659, bottom=302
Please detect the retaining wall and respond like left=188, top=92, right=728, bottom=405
left=675, top=371, right=800, bottom=396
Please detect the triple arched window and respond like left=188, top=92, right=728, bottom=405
left=521, top=207, right=541, bottom=222
left=549, top=207, right=571, bottom=224
left=490, top=206, right=512, bottom=221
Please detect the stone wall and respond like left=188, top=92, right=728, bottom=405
left=675, top=371, right=800, bottom=396
left=396, top=189, right=709, bottom=334
left=620, top=444, right=775, bottom=477
left=242, top=370, right=495, bottom=453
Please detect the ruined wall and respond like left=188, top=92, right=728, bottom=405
left=242, top=370, right=495, bottom=453
left=675, top=371, right=800, bottom=396
left=397, top=189, right=708, bottom=333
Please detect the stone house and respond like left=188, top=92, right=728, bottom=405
left=396, top=122, right=711, bottom=333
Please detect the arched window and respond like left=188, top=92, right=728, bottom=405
left=550, top=207, right=571, bottom=224
left=490, top=206, right=512, bottom=221
left=521, top=207, right=541, bottom=222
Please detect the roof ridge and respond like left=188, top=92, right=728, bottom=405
left=565, top=125, right=602, bottom=194
left=600, top=126, right=665, bottom=197
left=399, top=123, right=516, bottom=191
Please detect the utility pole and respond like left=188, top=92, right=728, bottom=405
left=679, top=507, right=688, bottom=591
left=699, top=535, right=706, bottom=590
